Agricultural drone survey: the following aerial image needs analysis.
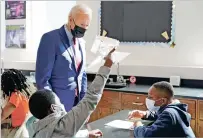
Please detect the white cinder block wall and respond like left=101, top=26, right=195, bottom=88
left=1, top=1, right=203, bottom=80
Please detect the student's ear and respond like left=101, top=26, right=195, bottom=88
left=50, top=104, right=65, bottom=113
left=161, top=98, right=168, bottom=105
left=50, top=104, right=58, bottom=113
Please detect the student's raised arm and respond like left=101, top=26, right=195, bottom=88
left=56, top=48, right=115, bottom=137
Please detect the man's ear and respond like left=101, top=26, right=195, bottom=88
left=69, top=15, right=73, bottom=22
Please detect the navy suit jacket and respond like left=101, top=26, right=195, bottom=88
left=35, top=25, right=87, bottom=111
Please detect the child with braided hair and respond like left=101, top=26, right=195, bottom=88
left=1, top=69, right=35, bottom=137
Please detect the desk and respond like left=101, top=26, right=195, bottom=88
left=87, top=110, right=134, bottom=138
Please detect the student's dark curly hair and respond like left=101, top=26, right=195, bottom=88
left=1, top=69, right=32, bottom=98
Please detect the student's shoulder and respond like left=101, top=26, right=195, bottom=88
left=161, top=106, right=180, bottom=120
left=158, top=108, right=177, bottom=125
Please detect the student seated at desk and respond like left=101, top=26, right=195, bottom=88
left=26, top=48, right=115, bottom=138
left=128, top=81, right=195, bottom=137
left=1, top=69, right=35, bottom=138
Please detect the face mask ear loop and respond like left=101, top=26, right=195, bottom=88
left=73, top=19, right=76, bottom=26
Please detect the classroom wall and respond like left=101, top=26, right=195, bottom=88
left=77, top=1, right=203, bottom=80
left=1, top=1, right=203, bottom=80
left=0, top=1, right=76, bottom=70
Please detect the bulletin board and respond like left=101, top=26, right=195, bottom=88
left=100, top=1, right=175, bottom=46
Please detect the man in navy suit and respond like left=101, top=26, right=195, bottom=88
left=35, top=4, right=92, bottom=112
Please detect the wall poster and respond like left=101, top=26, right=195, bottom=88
left=5, top=1, right=26, bottom=20
left=6, top=25, right=26, bottom=49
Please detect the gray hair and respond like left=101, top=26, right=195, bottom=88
left=69, top=4, right=92, bottom=19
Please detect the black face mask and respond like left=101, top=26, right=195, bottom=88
left=71, top=20, right=86, bottom=38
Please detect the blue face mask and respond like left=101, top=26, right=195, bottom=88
left=71, top=20, right=86, bottom=38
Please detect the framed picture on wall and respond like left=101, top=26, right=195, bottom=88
left=6, top=25, right=26, bottom=49
left=5, top=1, right=26, bottom=20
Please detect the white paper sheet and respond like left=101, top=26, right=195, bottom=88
left=113, top=52, right=130, bottom=63
left=91, top=36, right=120, bottom=55
left=87, top=52, right=130, bottom=69
left=88, top=35, right=130, bottom=69
left=87, top=56, right=103, bottom=69
left=126, top=119, right=153, bottom=126
left=104, top=120, right=134, bottom=130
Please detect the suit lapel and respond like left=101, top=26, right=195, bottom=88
left=59, top=26, right=77, bottom=72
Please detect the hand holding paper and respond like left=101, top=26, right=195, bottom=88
left=90, top=35, right=120, bottom=57
left=88, top=30, right=130, bottom=69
